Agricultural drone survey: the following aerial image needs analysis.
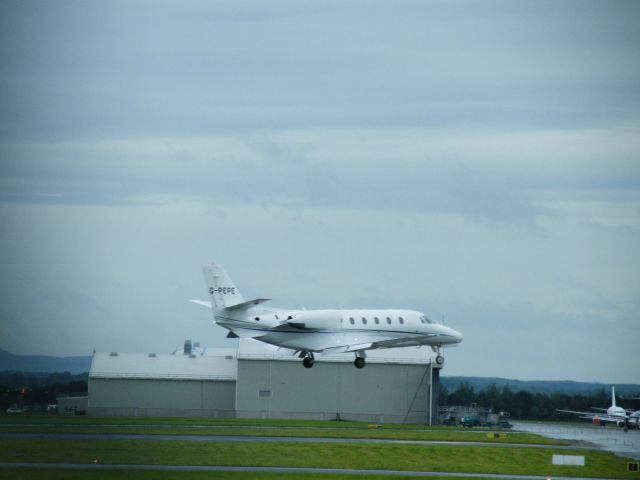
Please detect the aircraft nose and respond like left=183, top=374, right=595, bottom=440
left=448, top=327, right=463, bottom=343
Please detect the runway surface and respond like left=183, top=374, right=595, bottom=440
left=512, top=421, right=640, bottom=460
left=0, top=462, right=620, bottom=480
left=0, top=431, right=595, bottom=450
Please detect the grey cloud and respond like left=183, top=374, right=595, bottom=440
left=1, top=0, right=639, bottom=383
left=2, top=1, right=640, bottom=140
left=2, top=124, right=639, bottom=226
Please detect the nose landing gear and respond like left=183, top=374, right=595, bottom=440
left=432, top=345, right=445, bottom=365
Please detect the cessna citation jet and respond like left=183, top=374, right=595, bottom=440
left=558, top=387, right=640, bottom=431
left=191, top=263, right=463, bottom=369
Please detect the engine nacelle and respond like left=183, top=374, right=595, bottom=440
left=288, top=310, right=342, bottom=330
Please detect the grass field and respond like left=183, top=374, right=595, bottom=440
left=0, top=416, right=636, bottom=479
left=0, top=437, right=635, bottom=478
left=0, top=415, right=564, bottom=445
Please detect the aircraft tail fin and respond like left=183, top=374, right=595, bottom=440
left=612, top=386, right=617, bottom=408
left=202, top=263, right=245, bottom=310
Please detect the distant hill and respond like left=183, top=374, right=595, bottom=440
left=0, top=348, right=91, bottom=374
left=442, top=376, right=640, bottom=396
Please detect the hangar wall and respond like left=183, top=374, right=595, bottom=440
left=87, top=342, right=442, bottom=424
left=236, top=356, right=437, bottom=424
left=89, top=378, right=235, bottom=417
left=87, top=348, right=237, bottom=418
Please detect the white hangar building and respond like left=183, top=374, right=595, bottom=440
left=88, top=339, right=443, bottom=424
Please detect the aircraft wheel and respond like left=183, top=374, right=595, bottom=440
left=436, top=355, right=445, bottom=365
left=354, top=357, right=365, bottom=369
left=303, top=357, right=314, bottom=368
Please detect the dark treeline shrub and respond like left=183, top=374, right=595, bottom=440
left=441, top=382, right=615, bottom=420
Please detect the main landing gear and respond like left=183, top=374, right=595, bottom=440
left=301, top=351, right=367, bottom=369
left=354, top=351, right=366, bottom=369
left=302, top=352, right=315, bottom=368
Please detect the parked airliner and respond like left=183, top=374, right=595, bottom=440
left=558, top=387, right=640, bottom=431
left=191, top=262, right=463, bottom=369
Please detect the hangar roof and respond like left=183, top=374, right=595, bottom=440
left=90, top=349, right=237, bottom=381
left=236, top=339, right=436, bottom=365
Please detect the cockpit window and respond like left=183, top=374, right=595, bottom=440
left=420, top=315, right=433, bottom=324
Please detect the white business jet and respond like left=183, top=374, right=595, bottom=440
left=190, top=262, right=463, bottom=369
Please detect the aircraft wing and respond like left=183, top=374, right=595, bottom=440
left=557, top=409, right=627, bottom=423
left=557, top=409, right=596, bottom=417
left=370, top=334, right=437, bottom=349
left=272, top=331, right=437, bottom=355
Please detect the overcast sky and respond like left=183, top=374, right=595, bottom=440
left=1, top=0, right=639, bottom=383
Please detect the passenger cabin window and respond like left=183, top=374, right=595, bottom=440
left=349, top=317, right=355, bottom=325
left=398, top=317, right=404, bottom=324
left=386, top=317, right=392, bottom=324
left=374, top=316, right=380, bottom=324
left=361, top=317, right=367, bottom=325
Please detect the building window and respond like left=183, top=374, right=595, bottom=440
left=259, top=390, right=271, bottom=398
left=361, top=317, right=367, bottom=325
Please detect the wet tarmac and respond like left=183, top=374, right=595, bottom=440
left=512, top=421, right=640, bottom=460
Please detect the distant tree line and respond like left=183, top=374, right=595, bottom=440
left=440, top=382, right=627, bottom=420
left=0, top=371, right=88, bottom=410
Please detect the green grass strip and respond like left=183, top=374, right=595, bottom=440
left=0, top=438, right=634, bottom=478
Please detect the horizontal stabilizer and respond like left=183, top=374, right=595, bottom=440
left=226, top=331, right=239, bottom=338
left=224, top=298, right=271, bottom=311
left=189, top=299, right=212, bottom=308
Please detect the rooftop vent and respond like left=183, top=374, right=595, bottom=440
left=148, top=353, right=156, bottom=358
left=225, top=355, right=233, bottom=360
left=109, top=352, right=118, bottom=357
left=189, top=354, right=196, bottom=359
left=183, top=339, right=192, bottom=355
